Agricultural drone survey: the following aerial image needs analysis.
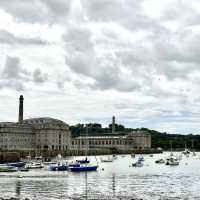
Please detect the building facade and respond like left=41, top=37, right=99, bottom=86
left=0, top=96, right=71, bottom=151
left=71, top=131, right=151, bottom=151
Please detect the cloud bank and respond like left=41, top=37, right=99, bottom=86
left=0, top=0, right=200, bottom=134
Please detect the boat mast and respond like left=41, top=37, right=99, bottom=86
left=85, top=124, right=88, bottom=158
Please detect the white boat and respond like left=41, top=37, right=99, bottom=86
left=182, top=148, right=190, bottom=155
left=132, top=159, right=143, bottom=167
left=100, top=156, right=114, bottom=162
left=138, top=155, right=144, bottom=162
left=166, top=157, right=179, bottom=166
left=25, top=162, right=44, bottom=169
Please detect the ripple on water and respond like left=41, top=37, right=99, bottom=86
left=1, top=154, right=200, bottom=199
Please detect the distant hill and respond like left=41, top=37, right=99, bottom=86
left=70, top=124, right=200, bottom=150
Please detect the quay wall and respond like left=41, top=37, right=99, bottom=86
left=0, top=148, right=161, bottom=162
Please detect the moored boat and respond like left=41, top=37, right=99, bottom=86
left=165, top=157, right=179, bottom=166
left=132, top=160, right=143, bottom=167
left=25, top=162, right=44, bottom=169
left=49, top=163, right=68, bottom=171
left=69, top=164, right=98, bottom=172
left=7, top=161, right=26, bottom=168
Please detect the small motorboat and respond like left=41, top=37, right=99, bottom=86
left=49, top=163, right=68, bottom=171
left=155, top=159, right=165, bottom=164
left=166, top=157, right=179, bottom=166
left=25, top=162, right=44, bottom=169
left=138, top=156, right=144, bottom=162
left=132, top=160, right=143, bottom=167
left=7, top=161, right=26, bottom=168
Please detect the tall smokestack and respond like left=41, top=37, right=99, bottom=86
left=112, top=116, right=115, bottom=134
left=18, top=95, right=24, bottom=123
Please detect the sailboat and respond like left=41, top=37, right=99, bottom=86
left=182, top=142, right=190, bottom=156
left=69, top=125, right=98, bottom=172
left=192, top=140, right=196, bottom=156
left=166, top=141, right=179, bottom=166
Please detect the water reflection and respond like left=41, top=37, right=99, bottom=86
left=16, top=179, right=21, bottom=198
left=85, top=172, right=88, bottom=200
left=112, top=173, right=116, bottom=196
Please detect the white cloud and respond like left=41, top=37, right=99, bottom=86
left=0, top=0, right=200, bottom=134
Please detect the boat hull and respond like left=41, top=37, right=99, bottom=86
left=69, top=166, right=98, bottom=172
left=7, top=161, right=26, bottom=168
left=50, top=165, right=68, bottom=171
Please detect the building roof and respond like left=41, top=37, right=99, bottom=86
left=22, top=117, right=69, bottom=130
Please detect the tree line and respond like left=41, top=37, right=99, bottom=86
left=70, top=124, right=200, bottom=150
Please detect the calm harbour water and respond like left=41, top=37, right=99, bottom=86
left=0, top=152, right=200, bottom=200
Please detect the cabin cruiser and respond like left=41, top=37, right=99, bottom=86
left=49, top=162, right=68, bottom=171
left=166, top=157, right=179, bottom=166
left=25, top=162, right=44, bottom=169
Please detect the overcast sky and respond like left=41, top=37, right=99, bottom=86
left=0, top=0, right=200, bottom=134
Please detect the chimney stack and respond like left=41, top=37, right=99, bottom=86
left=112, top=116, right=115, bottom=134
left=18, top=95, right=24, bottom=123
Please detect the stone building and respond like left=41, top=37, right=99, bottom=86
left=71, top=117, right=151, bottom=152
left=0, top=95, right=71, bottom=151
left=71, top=131, right=151, bottom=152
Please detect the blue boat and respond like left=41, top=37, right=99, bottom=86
left=69, top=165, right=98, bottom=172
left=49, top=164, right=68, bottom=171
left=7, top=161, right=26, bottom=168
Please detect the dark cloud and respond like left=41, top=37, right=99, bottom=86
left=0, top=56, right=48, bottom=91
left=0, top=0, right=71, bottom=24
left=2, top=56, right=29, bottom=79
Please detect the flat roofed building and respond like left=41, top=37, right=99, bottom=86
left=71, top=130, right=151, bottom=151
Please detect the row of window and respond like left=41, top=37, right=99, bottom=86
left=72, top=139, right=133, bottom=146
left=36, top=145, right=68, bottom=150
